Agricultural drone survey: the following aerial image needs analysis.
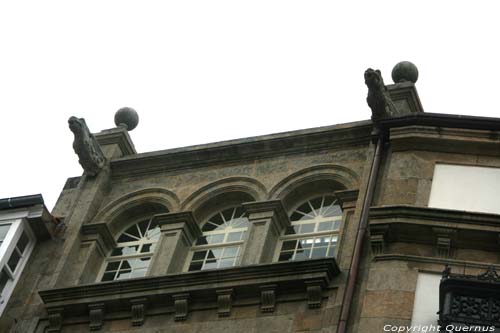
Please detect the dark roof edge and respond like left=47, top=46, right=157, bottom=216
left=0, top=194, right=44, bottom=210
left=379, top=112, right=500, bottom=131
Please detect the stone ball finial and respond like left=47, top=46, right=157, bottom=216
left=391, top=61, right=419, bottom=84
left=114, top=107, right=139, bottom=131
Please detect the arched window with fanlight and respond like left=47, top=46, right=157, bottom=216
left=276, top=195, right=342, bottom=262
left=100, top=218, right=161, bottom=281
left=187, top=206, right=248, bottom=271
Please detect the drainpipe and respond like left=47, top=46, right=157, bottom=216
left=337, top=128, right=385, bottom=333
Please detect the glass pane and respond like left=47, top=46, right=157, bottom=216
left=111, top=247, right=124, bottom=256
left=117, top=233, right=136, bottom=243
left=121, top=260, right=132, bottom=270
left=129, top=258, right=150, bottom=270
left=121, top=245, right=139, bottom=256
left=278, top=251, right=293, bottom=262
left=0, top=225, right=10, bottom=242
left=206, top=234, right=224, bottom=244
left=281, top=240, right=297, bottom=251
left=141, top=243, right=153, bottom=253
left=318, top=221, right=334, bottom=232
left=116, top=270, right=131, bottom=280
left=8, top=250, right=21, bottom=272
left=146, top=226, right=161, bottom=241
left=299, top=223, right=315, bottom=234
left=311, top=247, right=328, bottom=258
left=294, top=249, right=310, bottom=260
left=222, top=208, right=234, bottom=223
left=227, top=232, right=243, bottom=242
left=196, top=236, right=208, bottom=245
left=130, top=268, right=147, bottom=278
left=138, top=220, right=149, bottom=238
left=207, top=248, right=222, bottom=259
left=124, top=224, right=141, bottom=239
left=327, top=246, right=336, bottom=257
left=203, top=259, right=217, bottom=270
left=188, top=261, right=203, bottom=271
left=333, top=221, right=341, bottom=231
left=105, top=261, right=120, bottom=271
left=192, top=251, right=207, bottom=261
left=17, top=232, right=30, bottom=253
left=219, top=258, right=235, bottom=268
left=222, top=246, right=239, bottom=258
left=101, top=272, right=116, bottom=282
left=317, top=237, right=331, bottom=247
left=299, top=239, right=314, bottom=248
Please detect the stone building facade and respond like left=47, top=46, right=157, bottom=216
left=1, top=65, right=500, bottom=332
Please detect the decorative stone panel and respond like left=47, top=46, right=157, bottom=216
left=216, top=289, right=233, bottom=317
left=129, top=298, right=148, bottom=326
left=88, top=303, right=105, bottom=331
left=259, top=284, right=277, bottom=313
left=173, top=293, right=190, bottom=321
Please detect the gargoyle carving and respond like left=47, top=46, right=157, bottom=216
left=68, top=116, right=106, bottom=177
left=364, top=68, right=399, bottom=121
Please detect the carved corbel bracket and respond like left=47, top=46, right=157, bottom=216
left=173, top=293, right=190, bottom=321
left=47, top=307, right=64, bottom=333
left=370, top=225, right=389, bottom=255
left=433, top=227, right=457, bottom=258
left=259, top=284, right=277, bottom=313
left=216, top=289, right=234, bottom=317
left=130, top=298, right=148, bottom=326
left=305, top=280, right=324, bottom=309
left=88, top=303, right=105, bottom=331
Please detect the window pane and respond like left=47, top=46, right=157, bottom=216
left=281, top=240, right=297, bottom=251
left=141, top=243, right=153, bottom=253
left=227, top=232, right=243, bottom=242
left=203, top=259, right=217, bottom=270
left=129, top=258, right=150, bottom=270
left=192, top=251, right=207, bottom=261
left=101, top=272, right=116, bottom=281
left=0, top=225, right=10, bottom=242
left=222, top=246, right=239, bottom=258
left=285, top=226, right=298, bottom=235
left=117, top=233, right=136, bottom=243
left=16, top=232, right=30, bottom=253
left=294, top=249, right=310, bottom=260
left=278, top=252, right=294, bottom=262
left=188, top=262, right=203, bottom=271
left=8, top=251, right=21, bottom=272
left=219, top=258, right=235, bottom=268
left=196, top=236, right=208, bottom=245
left=318, top=221, right=334, bottom=232
left=105, top=261, right=120, bottom=271
left=311, top=247, right=327, bottom=258
left=130, top=268, right=147, bottom=278
left=207, top=234, right=224, bottom=244
left=116, top=270, right=132, bottom=280
left=300, top=223, right=315, bottom=234
left=327, top=246, right=336, bottom=257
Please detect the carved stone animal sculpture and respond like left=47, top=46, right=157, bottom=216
left=364, top=68, right=399, bottom=121
left=68, top=116, right=106, bottom=176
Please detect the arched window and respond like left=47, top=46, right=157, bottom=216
left=276, top=195, right=342, bottom=261
left=100, top=218, right=160, bottom=281
left=187, top=206, right=248, bottom=271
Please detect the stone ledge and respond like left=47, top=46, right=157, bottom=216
left=369, top=205, right=500, bottom=252
left=39, top=258, right=340, bottom=318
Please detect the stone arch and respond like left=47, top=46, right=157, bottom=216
left=93, top=188, right=180, bottom=236
left=268, top=164, right=359, bottom=213
left=180, top=177, right=267, bottom=222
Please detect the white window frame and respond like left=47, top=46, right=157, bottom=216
left=185, top=206, right=249, bottom=272
left=274, top=195, right=342, bottom=262
left=0, top=218, right=36, bottom=316
left=97, top=216, right=160, bottom=282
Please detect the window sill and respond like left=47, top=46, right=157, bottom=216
left=39, top=258, right=340, bottom=329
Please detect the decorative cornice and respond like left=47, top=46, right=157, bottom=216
left=242, top=200, right=290, bottom=232
left=39, top=258, right=340, bottom=319
left=369, top=205, right=500, bottom=252
left=153, top=211, right=202, bottom=244
left=109, top=122, right=373, bottom=178
left=334, top=189, right=359, bottom=210
left=80, top=222, right=116, bottom=253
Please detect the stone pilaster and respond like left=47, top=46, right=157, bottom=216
left=240, top=200, right=290, bottom=265
left=149, top=211, right=201, bottom=275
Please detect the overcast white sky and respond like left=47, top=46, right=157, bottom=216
left=1, top=1, right=499, bottom=210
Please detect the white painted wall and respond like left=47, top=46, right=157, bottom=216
left=428, top=164, right=500, bottom=214
left=411, top=273, right=441, bottom=326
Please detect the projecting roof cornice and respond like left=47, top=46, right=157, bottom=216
left=109, top=120, right=373, bottom=178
